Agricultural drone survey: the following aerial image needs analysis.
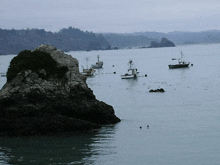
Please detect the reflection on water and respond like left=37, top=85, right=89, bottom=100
left=82, top=125, right=118, bottom=164
left=0, top=148, right=10, bottom=165
left=0, top=125, right=117, bottom=165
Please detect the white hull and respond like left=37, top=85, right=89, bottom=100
left=121, top=60, right=139, bottom=79
left=91, top=55, right=103, bottom=69
left=121, top=72, right=139, bottom=79
left=91, top=61, right=103, bottom=69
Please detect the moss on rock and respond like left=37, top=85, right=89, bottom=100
left=7, top=50, right=68, bottom=82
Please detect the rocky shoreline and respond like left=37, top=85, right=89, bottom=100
left=0, top=44, right=120, bottom=136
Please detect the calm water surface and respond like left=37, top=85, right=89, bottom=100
left=0, top=44, right=220, bottom=164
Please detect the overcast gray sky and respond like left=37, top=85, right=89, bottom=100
left=1, top=0, right=220, bottom=33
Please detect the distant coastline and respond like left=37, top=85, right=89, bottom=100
left=0, top=27, right=111, bottom=55
left=1, top=27, right=220, bottom=54
left=102, top=30, right=220, bottom=49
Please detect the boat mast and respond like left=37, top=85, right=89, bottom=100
left=180, top=51, right=183, bottom=62
left=128, top=60, right=133, bottom=70
left=86, top=57, right=89, bottom=69
left=97, top=55, right=100, bottom=62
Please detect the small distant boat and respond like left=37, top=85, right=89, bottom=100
left=168, top=51, right=190, bottom=69
left=91, top=55, right=103, bottom=69
left=81, top=58, right=96, bottom=76
left=121, top=60, right=139, bottom=79
left=1, top=73, right=6, bottom=77
left=81, top=67, right=96, bottom=76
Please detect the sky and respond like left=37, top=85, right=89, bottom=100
left=1, top=0, right=220, bottom=33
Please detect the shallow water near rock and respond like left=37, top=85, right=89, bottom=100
left=0, top=44, right=220, bottom=164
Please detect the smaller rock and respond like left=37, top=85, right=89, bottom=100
left=149, top=88, right=165, bottom=93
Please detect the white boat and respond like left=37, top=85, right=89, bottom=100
left=81, top=68, right=96, bottom=76
left=121, top=60, right=139, bottom=79
left=81, top=58, right=96, bottom=76
left=168, top=51, right=190, bottom=69
left=1, top=73, right=6, bottom=77
left=91, top=55, right=103, bottom=69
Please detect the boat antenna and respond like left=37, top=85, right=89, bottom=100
left=97, top=55, right=100, bottom=62
left=85, top=57, right=89, bottom=69
left=180, top=51, right=183, bottom=62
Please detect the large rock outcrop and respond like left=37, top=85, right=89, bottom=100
left=148, top=37, right=175, bottom=48
left=0, top=44, right=120, bottom=136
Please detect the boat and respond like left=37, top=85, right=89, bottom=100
left=81, top=58, right=96, bottom=76
left=168, top=51, right=190, bottom=69
left=121, top=60, right=139, bottom=79
left=1, top=73, right=6, bottom=77
left=91, top=55, right=103, bottom=69
left=81, top=67, right=96, bottom=76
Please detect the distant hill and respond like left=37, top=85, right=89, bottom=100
left=130, top=30, right=220, bottom=45
left=147, top=37, right=175, bottom=48
left=2, top=27, right=220, bottom=54
left=102, top=30, right=220, bottom=49
left=0, top=27, right=111, bottom=54
left=102, top=33, right=157, bottom=49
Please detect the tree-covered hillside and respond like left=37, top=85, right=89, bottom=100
left=2, top=27, right=220, bottom=55
left=102, top=33, right=157, bottom=48
left=102, top=30, right=220, bottom=48
left=131, top=30, right=220, bottom=45
left=0, top=27, right=111, bottom=55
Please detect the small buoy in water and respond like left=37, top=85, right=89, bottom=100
left=113, top=72, right=116, bottom=74
left=140, top=126, right=142, bottom=129
left=147, top=125, right=149, bottom=129
left=112, top=65, right=114, bottom=67
left=145, top=74, right=147, bottom=77
left=191, top=64, right=193, bottom=66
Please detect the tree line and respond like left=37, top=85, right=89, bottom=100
left=0, top=27, right=111, bottom=55
left=2, top=26, right=220, bottom=55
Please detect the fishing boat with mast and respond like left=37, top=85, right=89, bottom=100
left=168, top=51, right=190, bottom=69
left=91, top=55, right=103, bottom=69
left=121, top=60, right=139, bottom=79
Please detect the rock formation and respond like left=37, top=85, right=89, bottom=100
left=149, top=88, right=165, bottom=93
left=148, top=37, right=175, bottom=48
left=0, top=44, right=120, bottom=136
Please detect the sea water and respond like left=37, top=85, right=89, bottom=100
left=0, top=44, right=220, bottom=165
